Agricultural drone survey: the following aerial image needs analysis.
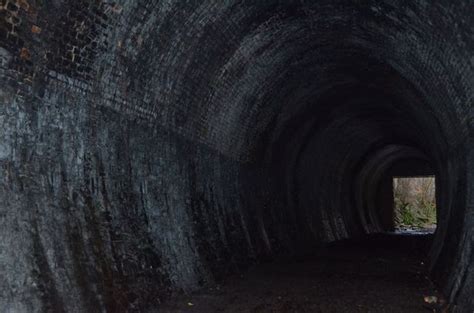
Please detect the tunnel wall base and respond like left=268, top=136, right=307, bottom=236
left=0, top=87, right=261, bottom=312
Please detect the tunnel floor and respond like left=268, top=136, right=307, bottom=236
left=161, top=234, right=440, bottom=313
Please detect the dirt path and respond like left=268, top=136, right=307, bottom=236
left=160, top=234, right=438, bottom=313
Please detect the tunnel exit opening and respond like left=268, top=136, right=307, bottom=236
left=393, top=176, right=437, bottom=234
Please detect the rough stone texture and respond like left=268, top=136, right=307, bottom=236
left=0, top=0, right=472, bottom=312
left=0, top=87, right=259, bottom=312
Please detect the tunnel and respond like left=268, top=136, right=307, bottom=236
left=0, top=1, right=473, bottom=312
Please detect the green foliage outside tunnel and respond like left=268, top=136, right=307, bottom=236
left=393, top=177, right=437, bottom=229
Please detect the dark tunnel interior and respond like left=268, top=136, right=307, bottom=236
left=0, top=1, right=472, bottom=312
